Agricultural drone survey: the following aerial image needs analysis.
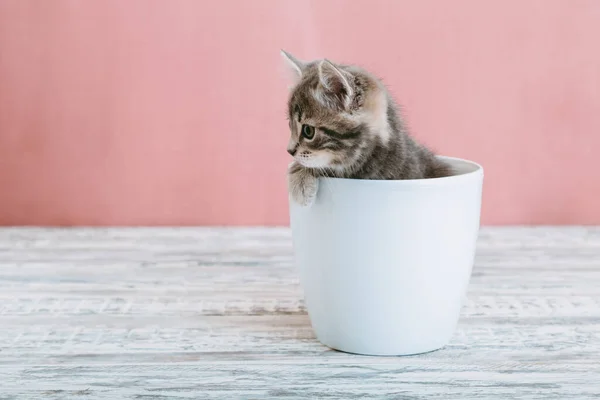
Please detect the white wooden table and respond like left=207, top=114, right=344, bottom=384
left=0, top=227, right=599, bottom=399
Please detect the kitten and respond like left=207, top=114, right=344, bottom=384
left=282, top=50, right=452, bottom=206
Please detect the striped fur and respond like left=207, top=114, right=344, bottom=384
left=282, top=51, right=451, bottom=206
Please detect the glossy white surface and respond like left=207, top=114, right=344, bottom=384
left=290, top=157, right=484, bottom=355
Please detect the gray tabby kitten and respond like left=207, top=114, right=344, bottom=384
left=282, top=50, right=452, bottom=206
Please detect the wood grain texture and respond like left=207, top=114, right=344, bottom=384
left=0, top=227, right=599, bottom=399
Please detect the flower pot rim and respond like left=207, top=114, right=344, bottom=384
left=315, top=155, right=483, bottom=187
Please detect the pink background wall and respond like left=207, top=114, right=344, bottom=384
left=1, top=0, right=599, bottom=226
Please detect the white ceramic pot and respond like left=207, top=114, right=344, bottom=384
left=289, top=156, right=484, bottom=356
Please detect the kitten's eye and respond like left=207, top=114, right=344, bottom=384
left=301, top=124, right=315, bottom=140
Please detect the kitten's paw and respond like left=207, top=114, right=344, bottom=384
left=288, top=169, right=319, bottom=207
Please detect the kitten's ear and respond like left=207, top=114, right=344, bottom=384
left=280, top=50, right=305, bottom=85
left=318, top=59, right=354, bottom=109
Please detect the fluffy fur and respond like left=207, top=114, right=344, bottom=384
left=282, top=50, right=452, bottom=206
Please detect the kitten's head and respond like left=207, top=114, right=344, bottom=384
left=281, top=50, right=389, bottom=172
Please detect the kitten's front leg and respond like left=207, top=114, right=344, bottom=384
left=288, top=162, right=319, bottom=207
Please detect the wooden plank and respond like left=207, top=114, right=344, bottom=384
left=0, top=227, right=599, bottom=399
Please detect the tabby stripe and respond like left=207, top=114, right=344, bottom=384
left=321, top=127, right=361, bottom=140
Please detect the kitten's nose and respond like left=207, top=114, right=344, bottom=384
left=287, top=147, right=297, bottom=156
